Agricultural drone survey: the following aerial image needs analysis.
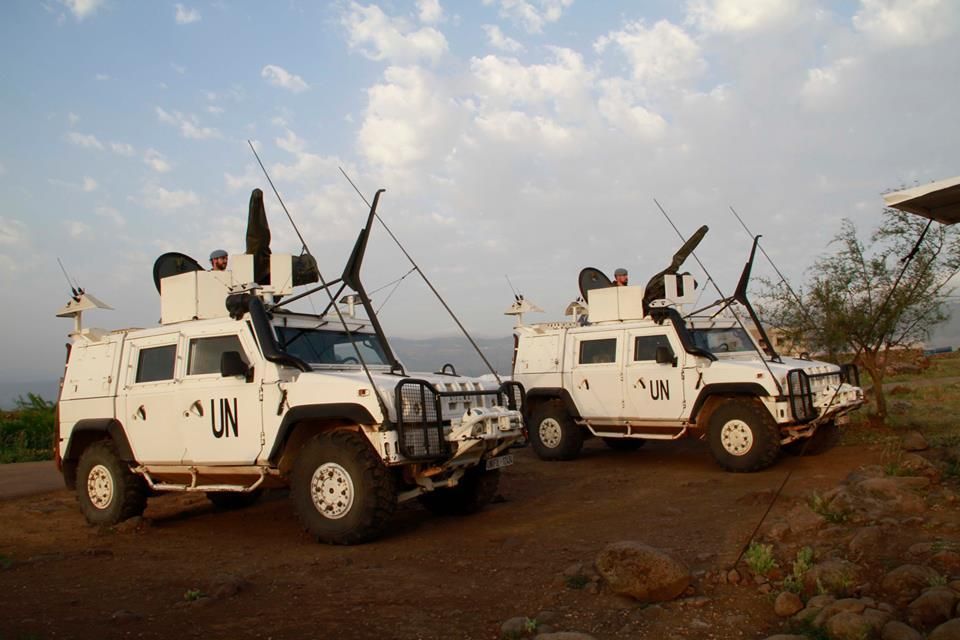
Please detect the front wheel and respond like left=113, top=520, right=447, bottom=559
left=419, top=467, right=500, bottom=516
left=76, top=441, right=147, bottom=526
left=291, top=430, right=397, bottom=545
left=529, top=401, right=584, bottom=461
left=707, top=399, right=781, bottom=472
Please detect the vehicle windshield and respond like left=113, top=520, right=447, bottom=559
left=690, top=326, right=756, bottom=354
left=275, top=326, right=390, bottom=366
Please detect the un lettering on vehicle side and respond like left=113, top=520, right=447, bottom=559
left=210, top=398, right=239, bottom=438
left=650, top=380, right=670, bottom=401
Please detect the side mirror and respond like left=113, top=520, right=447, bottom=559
left=655, top=346, right=677, bottom=367
left=221, top=351, right=251, bottom=381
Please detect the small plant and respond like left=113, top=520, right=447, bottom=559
left=786, top=616, right=831, bottom=640
left=0, top=554, right=13, bottom=570
left=565, top=574, right=588, bottom=590
left=524, top=618, right=539, bottom=634
left=744, top=541, right=778, bottom=576
left=183, top=588, right=205, bottom=602
left=783, top=547, right=814, bottom=593
left=928, top=573, right=948, bottom=587
left=808, top=491, right=849, bottom=524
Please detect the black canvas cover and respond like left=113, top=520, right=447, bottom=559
left=246, top=188, right=272, bottom=285
left=152, top=252, right=203, bottom=293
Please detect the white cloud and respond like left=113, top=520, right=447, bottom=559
left=595, top=20, right=704, bottom=88
left=155, top=107, right=221, bottom=139
left=143, top=148, right=171, bottom=173
left=470, top=48, right=593, bottom=112
left=417, top=0, right=443, bottom=23
left=207, top=105, right=224, bottom=115
left=174, top=4, right=201, bottom=24
left=81, top=177, right=98, bottom=192
left=359, top=65, right=457, bottom=168
left=95, top=205, right=126, bottom=227
left=261, top=65, right=310, bottom=93
left=171, top=63, right=186, bottom=75
left=343, top=2, right=448, bottom=64
left=139, top=184, right=200, bottom=211
left=685, top=0, right=800, bottom=33
left=95, top=73, right=110, bottom=81
left=276, top=129, right=307, bottom=154
left=800, top=57, right=859, bottom=108
left=852, top=0, right=960, bottom=47
left=67, top=112, right=80, bottom=126
left=596, top=78, right=668, bottom=138
left=61, top=0, right=103, bottom=21
left=482, top=24, right=524, bottom=53
left=110, top=141, right=135, bottom=156
left=474, top=110, right=573, bottom=147
left=0, top=217, right=27, bottom=246
left=483, top=0, right=573, bottom=34
left=65, top=131, right=104, bottom=150
left=67, top=220, right=91, bottom=237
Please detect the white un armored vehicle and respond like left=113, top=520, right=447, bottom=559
left=510, top=227, right=863, bottom=472
left=56, top=189, right=524, bottom=544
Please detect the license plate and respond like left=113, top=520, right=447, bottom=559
left=485, top=454, right=514, bottom=471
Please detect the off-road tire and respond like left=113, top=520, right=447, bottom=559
left=602, top=437, right=645, bottom=451
left=291, top=430, right=397, bottom=545
left=76, top=440, right=147, bottom=526
left=419, top=467, right=500, bottom=516
left=206, top=489, right=263, bottom=510
left=707, top=398, right=781, bottom=472
left=783, top=421, right=840, bottom=456
left=529, top=400, right=584, bottom=461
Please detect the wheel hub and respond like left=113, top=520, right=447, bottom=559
left=720, top=419, right=754, bottom=456
left=87, top=464, right=114, bottom=510
left=538, top=418, right=562, bottom=448
left=310, top=463, right=355, bottom=519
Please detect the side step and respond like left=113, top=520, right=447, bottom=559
left=134, top=465, right=267, bottom=493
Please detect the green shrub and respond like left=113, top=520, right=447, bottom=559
left=744, top=542, right=778, bottom=576
left=0, top=394, right=56, bottom=463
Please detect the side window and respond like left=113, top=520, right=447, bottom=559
left=634, top=335, right=674, bottom=362
left=187, top=335, right=249, bottom=376
left=578, top=338, right=617, bottom=364
left=135, top=345, right=177, bottom=383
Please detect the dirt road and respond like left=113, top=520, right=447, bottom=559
left=0, top=460, right=62, bottom=499
left=0, top=439, right=886, bottom=640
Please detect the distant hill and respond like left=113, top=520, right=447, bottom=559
left=0, top=380, right=60, bottom=410
left=927, top=303, right=960, bottom=350
left=0, top=337, right=514, bottom=410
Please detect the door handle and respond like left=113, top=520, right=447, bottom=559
left=184, top=400, right=204, bottom=418
left=135, top=405, right=146, bottom=420
left=634, top=378, right=646, bottom=389
left=578, top=379, right=590, bottom=390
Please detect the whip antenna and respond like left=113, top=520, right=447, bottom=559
left=339, top=167, right=503, bottom=384
left=247, top=140, right=310, bottom=255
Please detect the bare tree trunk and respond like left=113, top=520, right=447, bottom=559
left=860, top=350, right=887, bottom=420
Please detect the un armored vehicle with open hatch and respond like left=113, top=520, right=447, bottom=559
left=56, top=189, right=524, bottom=544
left=510, top=227, right=863, bottom=472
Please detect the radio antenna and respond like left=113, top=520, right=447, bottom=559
left=57, top=257, right=82, bottom=299
left=339, top=167, right=503, bottom=384
left=505, top=274, right=520, bottom=301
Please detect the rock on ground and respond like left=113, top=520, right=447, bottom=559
left=774, top=591, right=803, bottom=617
left=929, top=618, right=960, bottom=640
left=882, top=620, right=925, bottom=640
left=908, top=587, right=957, bottom=628
left=594, top=541, right=690, bottom=603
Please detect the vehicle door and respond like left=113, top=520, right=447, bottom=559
left=176, top=329, right=263, bottom=465
left=623, top=329, right=685, bottom=420
left=566, top=330, right=625, bottom=419
left=121, top=334, right=186, bottom=464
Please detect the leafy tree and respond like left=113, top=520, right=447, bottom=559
left=761, top=209, right=960, bottom=419
left=0, top=393, right=55, bottom=463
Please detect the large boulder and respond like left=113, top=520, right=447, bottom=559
left=803, top=559, right=864, bottom=597
left=825, top=611, right=873, bottom=640
left=930, top=618, right=960, bottom=640
left=882, top=620, right=924, bottom=640
left=908, top=587, right=958, bottom=628
left=882, top=565, right=943, bottom=606
left=594, top=542, right=690, bottom=602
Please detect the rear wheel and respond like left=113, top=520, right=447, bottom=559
left=529, top=401, right=584, bottom=461
left=602, top=437, right=645, bottom=451
left=707, top=398, right=781, bottom=472
left=419, top=467, right=500, bottom=516
left=76, top=441, right=147, bottom=526
left=291, top=430, right=396, bottom=545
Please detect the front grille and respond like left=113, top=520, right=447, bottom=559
left=787, top=369, right=815, bottom=423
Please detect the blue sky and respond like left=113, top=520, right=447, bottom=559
left=1, top=0, right=958, bottom=383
